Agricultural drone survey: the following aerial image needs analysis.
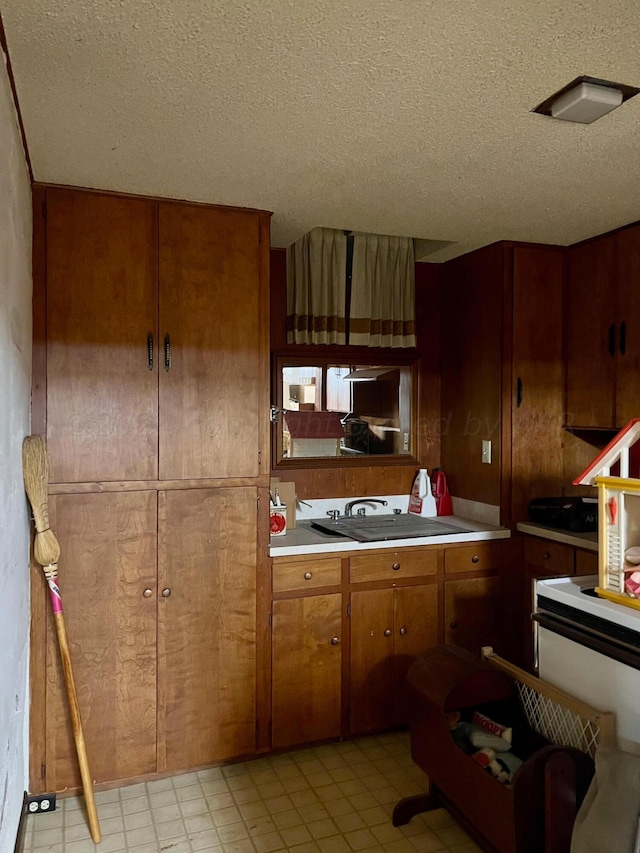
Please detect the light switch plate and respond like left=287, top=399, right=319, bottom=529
left=482, top=440, right=492, bottom=464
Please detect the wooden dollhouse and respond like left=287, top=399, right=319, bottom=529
left=574, top=418, right=640, bottom=609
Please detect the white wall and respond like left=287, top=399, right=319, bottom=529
left=0, top=45, right=32, bottom=850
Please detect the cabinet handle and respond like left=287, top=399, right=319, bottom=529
left=450, top=621, right=458, bottom=629
left=161, top=588, right=171, bottom=598
left=392, top=562, right=401, bottom=571
left=164, top=333, right=171, bottom=371
left=471, top=555, right=480, bottom=564
left=147, top=333, right=154, bottom=370
left=399, top=626, right=408, bottom=636
left=620, top=321, right=627, bottom=356
left=516, top=377, right=523, bottom=408
left=543, top=552, right=551, bottom=560
left=330, top=636, right=340, bottom=646
left=384, top=628, right=392, bottom=637
left=143, top=588, right=152, bottom=598
left=303, top=571, right=313, bottom=580
left=608, top=324, right=616, bottom=357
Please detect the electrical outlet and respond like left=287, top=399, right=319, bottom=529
left=26, top=793, right=57, bottom=814
left=481, top=440, right=492, bottom=464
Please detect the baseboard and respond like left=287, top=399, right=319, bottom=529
left=13, top=793, right=28, bottom=853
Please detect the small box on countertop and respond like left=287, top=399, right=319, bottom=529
left=269, top=505, right=287, bottom=536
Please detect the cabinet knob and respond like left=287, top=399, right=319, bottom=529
left=543, top=552, right=551, bottom=560
left=304, top=571, right=313, bottom=580
left=161, top=588, right=171, bottom=598
left=392, top=562, right=401, bottom=571
left=399, top=626, right=408, bottom=636
left=450, top=621, right=458, bottom=629
left=143, top=588, right=152, bottom=598
left=384, top=628, right=392, bottom=637
left=471, top=555, right=480, bottom=564
left=330, top=636, right=340, bottom=646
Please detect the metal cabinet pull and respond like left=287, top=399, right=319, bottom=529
left=161, top=588, right=171, bottom=598
left=330, top=636, right=340, bottom=646
left=450, top=621, right=458, bottom=629
left=147, top=333, right=154, bottom=370
left=608, top=324, right=616, bottom=357
left=143, top=588, right=152, bottom=598
left=384, top=628, right=392, bottom=637
left=303, top=571, right=312, bottom=580
left=516, top=376, right=523, bottom=408
left=471, top=555, right=480, bottom=564
left=392, top=562, right=401, bottom=571
left=543, top=552, right=551, bottom=560
left=399, top=626, right=408, bottom=636
left=164, top=334, right=171, bottom=371
left=620, top=321, right=627, bottom=355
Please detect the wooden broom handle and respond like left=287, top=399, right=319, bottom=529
left=46, top=575, right=101, bottom=844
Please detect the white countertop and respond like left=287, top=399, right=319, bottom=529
left=270, top=515, right=510, bottom=557
left=516, top=521, right=598, bottom=552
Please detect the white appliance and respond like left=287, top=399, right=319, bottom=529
left=535, top=574, right=640, bottom=754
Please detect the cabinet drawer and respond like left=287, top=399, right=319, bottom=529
left=273, top=557, right=342, bottom=593
left=524, top=538, right=574, bottom=575
left=444, top=542, right=506, bottom=574
left=349, top=549, right=437, bottom=583
left=575, top=549, right=598, bottom=577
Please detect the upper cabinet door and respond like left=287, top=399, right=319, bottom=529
left=158, top=204, right=263, bottom=480
left=565, top=235, right=616, bottom=428
left=614, top=225, right=640, bottom=426
left=46, top=189, right=158, bottom=482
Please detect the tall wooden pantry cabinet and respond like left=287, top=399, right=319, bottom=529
left=30, top=186, right=271, bottom=792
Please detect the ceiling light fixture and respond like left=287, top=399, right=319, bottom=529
left=533, top=75, right=640, bottom=124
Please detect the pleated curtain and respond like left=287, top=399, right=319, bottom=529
left=286, top=227, right=347, bottom=345
left=350, top=234, right=416, bottom=348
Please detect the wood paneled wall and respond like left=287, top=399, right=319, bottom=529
left=269, top=249, right=441, bottom=499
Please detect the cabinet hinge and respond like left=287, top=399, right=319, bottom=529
left=41, top=763, right=46, bottom=780
left=257, top=495, right=260, bottom=511
left=268, top=721, right=272, bottom=740
left=347, top=603, right=351, bottom=618
left=258, top=449, right=261, bottom=465
left=41, top=199, right=46, bottom=219
left=255, top=721, right=259, bottom=742
left=268, top=611, right=272, bottom=628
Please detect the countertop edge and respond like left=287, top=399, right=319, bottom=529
left=516, top=522, right=598, bottom=552
left=270, top=524, right=510, bottom=558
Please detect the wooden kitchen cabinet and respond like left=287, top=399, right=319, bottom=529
left=43, top=488, right=258, bottom=788
left=45, top=492, right=158, bottom=791
left=441, top=243, right=565, bottom=526
left=271, top=556, right=344, bottom=749
left=565, top=224, right=640, bottom=428
left=43, top=187, right=269, bottom=484
left=350, top=583, right=438, bottom=734
left=31, top=185, right=270, bottom=792
left=158, top=488, right=257, bottom=772
left=271, top=593, right=342, bottom=749
left=45, top=190, right=159, bottom=483
left=444, top=576, right=504, bottom=655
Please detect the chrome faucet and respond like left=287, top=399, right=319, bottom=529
left=344, top=498, right=388, bottom=517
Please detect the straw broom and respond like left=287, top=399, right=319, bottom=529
left=22, top=436, right=101, bottom=844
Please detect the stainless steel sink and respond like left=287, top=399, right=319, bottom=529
left=306, top=514, right=472, bottom=543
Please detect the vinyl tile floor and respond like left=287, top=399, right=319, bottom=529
left=23, top=731, right=482, bottom=853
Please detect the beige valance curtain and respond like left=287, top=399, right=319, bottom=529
left=350, top=234, right=416, bottom=348
left=286, top=227, right=347, bottom=345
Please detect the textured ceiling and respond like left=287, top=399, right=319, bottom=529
left=2, top=1, right=640, bottom=260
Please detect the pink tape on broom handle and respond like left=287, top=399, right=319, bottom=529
left=46, top=576, right=63, bottom=614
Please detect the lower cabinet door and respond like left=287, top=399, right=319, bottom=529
left=158, top=487, right=257, bottom=772
left=444, top=576, right=504, bottom=655
left=272, top=593, right=342, bottom=749
left=393, top=584, right=438, bottom=725
left=350, top=589, right=395, bottom=734
left=46, top=492, right=158, bottom=790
